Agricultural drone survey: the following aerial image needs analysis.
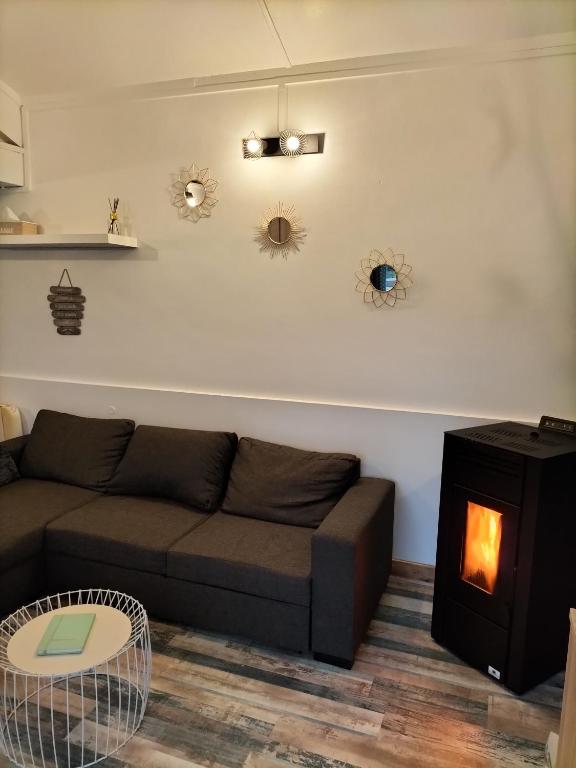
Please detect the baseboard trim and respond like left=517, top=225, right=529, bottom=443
left=392, top=559, right=436, bottom=583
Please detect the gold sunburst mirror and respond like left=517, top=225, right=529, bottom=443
left=355, top=248, right=413, bottom=308
left=170, top=163, right=218, bottom=222
left=255, top=202, right=306, bottom=259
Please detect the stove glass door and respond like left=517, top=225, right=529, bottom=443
left=461, top=502, right=503, bottom=595
left=444, top=486, right=518, bottom=628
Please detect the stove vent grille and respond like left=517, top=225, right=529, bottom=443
left=461, top=422, right=571, bottom=456
left=467, top=431, right=499, bottom=443
left=504, top=442, right=539, bottom=453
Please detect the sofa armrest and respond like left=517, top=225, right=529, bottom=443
left=1, top=435, right=29, bottom=468
left=311, top=476, right=395, bottom=666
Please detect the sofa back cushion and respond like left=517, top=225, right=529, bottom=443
left=20, top=410, right=135, bottom=491
left=108, top=425, right=238, bottom=511
left=221, top=437, right=360, bottom=528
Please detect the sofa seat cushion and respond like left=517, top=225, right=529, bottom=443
left=0, top=479, right=100, bottom=572
left=108, top=425, right=237, bottom=511
left=222, top=437, right=360, bottom=528
left=46, top=495, right=209, bottom=576
left=20, top=410, right=135, bottom=491
left=167, top=511, right=313, bottom=606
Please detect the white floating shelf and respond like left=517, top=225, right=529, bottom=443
left=0, top=234, right=138, bottom=249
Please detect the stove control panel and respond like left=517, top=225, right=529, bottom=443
left=538, top=416, right=576, bottom=436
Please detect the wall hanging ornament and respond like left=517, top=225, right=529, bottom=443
left=255, top=202, right=306, bottom=259
left=108, top=197, right=120, bottom=234
left=355, top=248, right=413, bottom=308
left=47, top=269, right=86, bottom=335
left=170, top=163, right=218, bottom=222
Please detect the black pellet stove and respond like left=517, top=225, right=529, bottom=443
left=431, top=418, right=576, bottom=693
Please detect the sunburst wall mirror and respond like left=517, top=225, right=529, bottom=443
left=255, top=202, right=306, bottom=259
left=170, top=163, right=218, bottom=222
left=355, top=248, right=413, bottom=308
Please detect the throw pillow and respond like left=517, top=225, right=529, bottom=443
left=108, top=425, right=238, bottom=511
left=0, top=445, right=19, bottom=487
left=19, top=410, right=135, bottom=491
left=222, top=437, right=360, bottom=528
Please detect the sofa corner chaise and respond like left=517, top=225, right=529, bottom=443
left=0, top=409, right=395, bottom=668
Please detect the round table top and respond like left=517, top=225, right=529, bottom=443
left=7, top=604, right=132, bottom=676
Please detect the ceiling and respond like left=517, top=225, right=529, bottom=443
left=0, top=0, right=574, bottom=99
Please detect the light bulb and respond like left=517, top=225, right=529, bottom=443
left=246, top=137, right=261, bottom=154
left=286, top=135, right=301, bottom=152
left=243, top=131, right=264, bottom=159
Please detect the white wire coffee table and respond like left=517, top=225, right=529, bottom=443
left=0, top=589, right=151, bottom=768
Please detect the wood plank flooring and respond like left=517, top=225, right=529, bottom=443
left=1, top=575, right=564, bottom=767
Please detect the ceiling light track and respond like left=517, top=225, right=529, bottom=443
left=28, top=33, right=574, bottom=113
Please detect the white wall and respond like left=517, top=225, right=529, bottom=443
left=0, top=50, right=574, bottom=564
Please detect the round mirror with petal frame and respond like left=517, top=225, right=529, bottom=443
left=171, top=164, right=218, bottom=222
left=355, top=248, right=413, bottom=308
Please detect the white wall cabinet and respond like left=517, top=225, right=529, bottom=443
left=0, top=79, right=24, bottom=188
left=0, top=143, right=24, bottom=187
left=0, top=81, right=22, bottom=147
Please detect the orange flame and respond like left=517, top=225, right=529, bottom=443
left=461, top=502, right=502, bottom=594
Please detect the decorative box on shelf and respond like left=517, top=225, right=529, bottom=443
left=0, top=220, right=38, bottom=235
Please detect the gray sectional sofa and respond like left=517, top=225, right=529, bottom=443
left=0, top=409, right=395, bottom=667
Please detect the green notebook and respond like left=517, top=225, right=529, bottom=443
left=37, top=613, right=96, bottom=656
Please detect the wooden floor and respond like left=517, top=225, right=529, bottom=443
left=1, top=574, right=564, bottom=767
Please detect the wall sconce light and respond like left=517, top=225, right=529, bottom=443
left=279, top=129, right=307, bottom=157
left=243, top=83, right=324, bottom=160
left=242, top=131, right=265, bottom=160
left=241, top=131, right=324, bottom=159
